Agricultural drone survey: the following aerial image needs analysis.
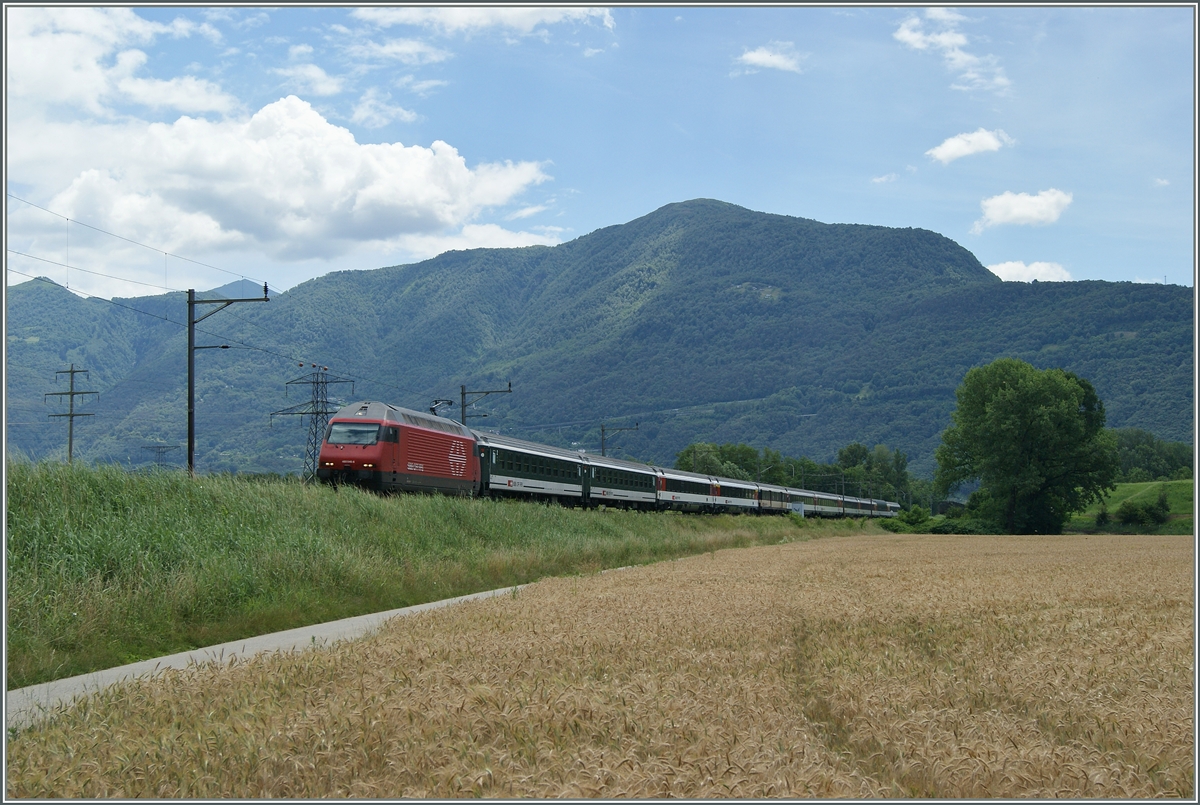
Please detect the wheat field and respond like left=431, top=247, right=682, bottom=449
left=6, top=533, right=1193, bottom=798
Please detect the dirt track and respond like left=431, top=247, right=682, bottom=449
left=6, top=533, right=1194, bottom=798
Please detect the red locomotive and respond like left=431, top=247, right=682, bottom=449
left=317, top=401, right=478, bottom=495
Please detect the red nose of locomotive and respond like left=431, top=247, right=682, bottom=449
left=316, top=411, right=390, bottom=486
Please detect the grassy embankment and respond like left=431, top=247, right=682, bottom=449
left=1064, top=479, right=1194, bottom=534
left=5, top=460, right=857, bottom=690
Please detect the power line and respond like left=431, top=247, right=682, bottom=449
left=6, top=192, right=265, bottom=284
left=8, top=248, right=178, bottom=293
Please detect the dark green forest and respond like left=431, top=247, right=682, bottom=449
left=6, top=199, right=1193, bottom=478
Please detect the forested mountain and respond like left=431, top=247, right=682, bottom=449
left=5, top=199, right=1192, bottom=477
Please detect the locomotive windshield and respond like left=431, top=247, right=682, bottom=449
left=326, top=422, right=380, bottom=445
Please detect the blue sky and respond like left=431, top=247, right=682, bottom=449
left=5, top=5, right=1195, bottom=300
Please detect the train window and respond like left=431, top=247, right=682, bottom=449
left=327, top=422, right=380, bottom=445
left=382, top=426, right=399, bottom=443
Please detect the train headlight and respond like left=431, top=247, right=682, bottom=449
left=362, top=463, right=375, bottom=468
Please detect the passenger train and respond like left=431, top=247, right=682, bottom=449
left=316, top=401, right=900, bottom=518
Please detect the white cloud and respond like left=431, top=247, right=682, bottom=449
left=11, top=97, right=551, bottom=266
left=583, top=47, right=604, bottom=57
left=4, top=8, right=563, bottom=296
left=346, top=38, right=452, bottom=65
left=397, top=223, right=561, bottom=260
left=987, top=261, right=1072, bottom=282
left=971, top=189, right=1073, bottom=234
left=351, top=7, right=615, bottom=35
left=6, top=7, right=238, bottom=116
left=894, top=10, right=1010, bottom=94
left=926, top=128, right=1014, bottom=164
left=506, top=204, right=549, bottom=220
left=272, top=64, right=344, bottom=96
left=395, top=75, right=450, bottom=96
left=1154, top=177, right=1170, bottom=186
left=351, top=88, right=418, bottom=128
left=736, top=42, right=804, bottom=73
left=203, top=8, right=268, bottom=31
left=871, top=173, right=897, bottom=184
left=924, top=8, right=967, bottom=24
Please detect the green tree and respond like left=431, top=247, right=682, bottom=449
left=934, top=358, right=1119, bottom=534
left=675, top=442, right=725, bottom=475
left=837, top=442, right=869, bottom=469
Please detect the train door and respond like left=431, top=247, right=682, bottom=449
left=383, top=424, right=400, bottom=489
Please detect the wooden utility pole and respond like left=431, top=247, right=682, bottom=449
left=45, top=364, right=97, bottom=463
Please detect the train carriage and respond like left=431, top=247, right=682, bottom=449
left=475, top=432, right=585, bottom=504
left=712, top=477, right=759, bottom=514
left=582, top=453, right=658, bottom=510
left=842, top=495, right=873, bottom=518
left=655, top=467, right=715, bottom=512
left=756, top=482, right=792, bottom=514
left=796, top=488, right=845, bottom=517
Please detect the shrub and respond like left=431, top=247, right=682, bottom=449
left=897, top=505, right=929, bottom=527
left=1123, top=467, right=1152, bottom=484
left=929, top=517, right=997, bottom=535
left=1114, top=489, right=1170, bottom=526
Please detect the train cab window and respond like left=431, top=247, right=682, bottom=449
left=327, top=422, right=380, bottom=445
left=382, top=426, right=399, bottom=443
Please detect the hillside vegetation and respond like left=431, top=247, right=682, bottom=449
left=6, top=199, right=1192, bottom=476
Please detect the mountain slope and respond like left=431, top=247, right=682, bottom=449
left=5, top=199, right=1191, bottom=477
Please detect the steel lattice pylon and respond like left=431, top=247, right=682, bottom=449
left=271, top=366, right=353, bottom=482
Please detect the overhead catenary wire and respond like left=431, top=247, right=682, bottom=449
left=6, top=192, right=265, bottom=285
left=8, top=249, right=178, bottom=293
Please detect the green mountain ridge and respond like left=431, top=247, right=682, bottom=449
left=5, top=199, right=1192, bottom=477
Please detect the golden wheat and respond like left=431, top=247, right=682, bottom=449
left=6, top=533, right=1193, bottom=798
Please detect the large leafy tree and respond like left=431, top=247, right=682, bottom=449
left=935, top=358, right=1119, bottom=534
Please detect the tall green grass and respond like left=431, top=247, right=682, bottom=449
left=6, top=460, right=837, bottom=689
